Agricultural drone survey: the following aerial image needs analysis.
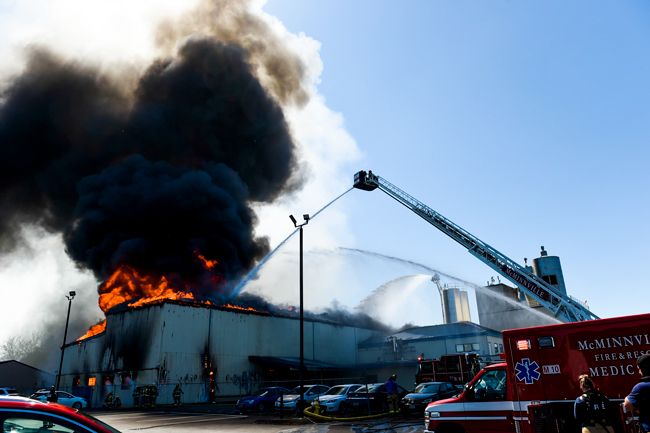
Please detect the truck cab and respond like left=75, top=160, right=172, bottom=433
left=425, top=313, right=650, bottom=433
left=425, top=362, right=515, bottom=433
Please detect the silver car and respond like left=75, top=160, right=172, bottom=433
left=312, top=384, right=363, bottom=414
left=274, top=384, right=330, bottom=414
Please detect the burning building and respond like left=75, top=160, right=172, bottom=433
left=0, top=1, right=317, bottom=380
left=60, top=300, right=383, bottom=407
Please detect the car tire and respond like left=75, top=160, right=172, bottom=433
left=72, top=402, right=82, bottom=409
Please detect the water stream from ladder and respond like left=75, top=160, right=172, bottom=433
left=231, top=187, right=561, bottom=325
left=339, top=247, right=561, bottom=324
left=231, top=187, right=354, bottom=297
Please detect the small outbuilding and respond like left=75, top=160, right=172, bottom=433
left=0, top=360, right=54, bottom=394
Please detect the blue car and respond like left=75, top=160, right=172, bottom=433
left=236, top=387, right=290, bottom=413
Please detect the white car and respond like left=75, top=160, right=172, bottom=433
left=274, top=384, right=329, bottom=413
left=312, top=384, right=363, bottom=414
left=31, top=390, right=88, bottom=409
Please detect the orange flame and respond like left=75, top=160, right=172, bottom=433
left=76, top=320, right=106, bottom=341
left=98, top=265, right=194, bottom=312
left=223, top=303, right=259, bottom=313
left=98, top=251, right=223, bottom=313
left=80, top=251, right=265, bottom=341
left=195, top=251, right=218, bottom=270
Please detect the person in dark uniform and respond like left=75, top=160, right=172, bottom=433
left=173, top=384, right=183, bottom=406
left=385, top=374, right=399, bottom=413
left=574, top=374, right=612, bottom=433
left=47, top=386, right=58, bottom=404
left=624, top=354, right=650, bottom=433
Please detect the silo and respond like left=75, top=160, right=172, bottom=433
left=532, top=246, right=567, bottom=296
left=441, top=287, right=471, bottom=324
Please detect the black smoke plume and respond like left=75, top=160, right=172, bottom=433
left=0, top=37, right=299, bottom=302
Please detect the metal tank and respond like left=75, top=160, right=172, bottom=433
left=532, top=246, right=567, bottom=296
left=440, top=287, right=472, bottom=324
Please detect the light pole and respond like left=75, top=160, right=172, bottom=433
left=56, top=290, right=76, bottom=390
left=289, top=214, right=309, bottom=415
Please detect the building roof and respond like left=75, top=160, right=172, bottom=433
left=359, top=321, right=501, bottom=348
left=0, top=360, right=54, bottom=376
left=104, top=299, right=387, bottom=332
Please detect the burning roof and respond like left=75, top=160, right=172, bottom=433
left=74, top=292, right=390, bottom=344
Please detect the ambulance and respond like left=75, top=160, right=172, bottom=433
left=424, top=313, right=650, bottom=433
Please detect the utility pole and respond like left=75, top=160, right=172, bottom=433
left=56, top=290, right=76, bottom=390
left=289, top=214, right=309, bottom=415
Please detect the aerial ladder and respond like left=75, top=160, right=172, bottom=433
left=353, top=170, right=598, bottom=322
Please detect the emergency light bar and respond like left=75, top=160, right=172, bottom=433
left=516, top=339, right=531, bottom=350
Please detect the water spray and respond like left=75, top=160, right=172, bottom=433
left=231, top=187, right=353, bottom=297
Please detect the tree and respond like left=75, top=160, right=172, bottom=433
left=0, top=334, right=41, bottom=362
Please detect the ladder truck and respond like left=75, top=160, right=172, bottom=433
left=352, top=170, right=598, bottom=322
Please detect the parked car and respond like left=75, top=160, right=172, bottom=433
left=399, top=381, right=459, bottom=414
left=30, top=389, right=88, bottom=409
left=342, top=382, right=409, bottom=415
left=311, top=384, right=363, bottom=414
left=0, top=395, right=120, bottom=432
left=236, top=386, right=290, bottom=413
left=274, top=384, right=330, bottom=414
left=0, top=387, right=18, bottom=396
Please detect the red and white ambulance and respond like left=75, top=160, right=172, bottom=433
left=424, top=313, right=650, bottom=433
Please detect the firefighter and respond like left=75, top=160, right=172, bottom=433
left=132, top=387, right=142, bottom=408
left=143, top=386, right=152, bottom=408
left=574, top=374, right=613, bottom=433
left=47, top=386, right=58, bottom=403
left=103, top=392, right=114, bottom=409
left=385, top=374, right=399, bottom=413
left=173, top=384, right=183, bottom=406
left=624, top=354, right=650, bottom=433
left=148, top=385, right=158, bottom=408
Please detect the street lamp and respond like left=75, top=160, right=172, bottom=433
left=56, top=290, right=76, bottom=390
left=289, top=214, right=309, bottom=414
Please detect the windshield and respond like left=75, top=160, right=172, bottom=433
left=325, top=386, right=347, bottom=396
left=415, top=383, right=440, bottom=393
left=289, top=386, right=308, bottom=394
left=354, top=383, right=384, bottom=392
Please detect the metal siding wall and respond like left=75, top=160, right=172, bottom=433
left=61, top=303, right=384, bottom=404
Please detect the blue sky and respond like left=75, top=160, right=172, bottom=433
left=263, top=0, right=650, bottom=319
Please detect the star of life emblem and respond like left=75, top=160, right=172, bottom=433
left=515, top=358, right=541, bottom=384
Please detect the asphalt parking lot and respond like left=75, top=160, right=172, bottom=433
left=92, top=406, right=424, bottom=433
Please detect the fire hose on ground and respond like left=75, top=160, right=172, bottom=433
left=302, top=400, right=396, bottom=422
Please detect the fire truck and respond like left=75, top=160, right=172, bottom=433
left=423, top=313, right=650, bottom=433
left=416, top=353, right=482, bottom=386
left=352, top=170, right=598, bottom=323
left=352, top=170, right=647, bottom=431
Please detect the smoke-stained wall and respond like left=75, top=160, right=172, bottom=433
left=61, top=303, right=381, bottom=407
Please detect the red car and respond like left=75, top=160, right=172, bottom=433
left=0, top=396, right=121, bottom=432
